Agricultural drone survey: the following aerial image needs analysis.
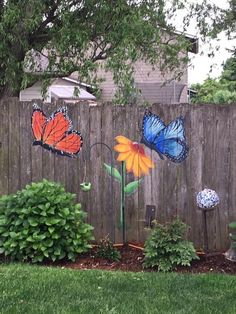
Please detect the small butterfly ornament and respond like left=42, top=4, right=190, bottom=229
left=31, top=104, right=83, bottom=157
left=141, top=111, right=188, bottom=163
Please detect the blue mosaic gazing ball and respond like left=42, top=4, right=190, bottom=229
left=196, top=189, right=219, bottom=209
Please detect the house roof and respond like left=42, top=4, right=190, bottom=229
left=49, top=85, right=96, bottom=100
left=19, top=78, right=96, bottom=102
left=62, top=77, right=95, bottom=89
left=185, top=34, right=199, bottom=54
left=171, top=31, right=199, bottom=54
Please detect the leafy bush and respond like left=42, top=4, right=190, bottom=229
left=0, top=179, right=94, bottom=263
left=229, top=221, right=236, bottom=249
left=143, top=218, right=199, bottom=272
left=96, top=235, right=121, bottom=261
left=225, top=221, right=236, bottom=261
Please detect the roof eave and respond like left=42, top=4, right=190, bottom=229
left=185, top=36, right=199, bottom=54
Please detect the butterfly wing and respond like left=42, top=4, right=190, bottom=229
left=31, top=106, right=47, bottom=143
left=32, top=106, right=83, bottom=157
left=52, top=131, right=83, bottom=157
left=141, top=111, right=165, bottom=151
left=155, top=117, right=188, bottom=163
left=42, top=107, right=72, bottom=146
left=156, top=138, right=188, bottom=163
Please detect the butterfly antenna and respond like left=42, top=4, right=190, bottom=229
left=144, top=108, right=152, bottom=116
left=138, top=116, right=144, bottom=134
left=60, top=106, right=73, bottom=130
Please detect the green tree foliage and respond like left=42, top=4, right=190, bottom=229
left=191, top=55, right=236, bottom=104
left=189, top=0, right=236, bottom=41
left=0, top=0, right=191, bottom=102
left=191, top=79, right=222, bottom=103
left=220, top=54, right=236, bottom=91
left=191, top=79, right=236, bottom=104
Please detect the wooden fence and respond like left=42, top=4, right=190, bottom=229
left=0, top=98, right=236, bottom=251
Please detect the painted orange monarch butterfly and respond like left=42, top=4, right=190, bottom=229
left=31, top=104, right=83, bottom=157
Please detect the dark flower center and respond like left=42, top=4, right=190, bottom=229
left=131, top=142, right=145, bottom=155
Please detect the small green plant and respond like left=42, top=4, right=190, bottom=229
left=96, top=235, right=121, bottom=261
left=143, top=218, right=199, bottom=272
left=0, top=179, right=94, bottom=263
left=225, top=221, right=236, bottom=261
left=228, top=221, right=236, bottom=248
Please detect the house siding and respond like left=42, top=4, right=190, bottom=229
left=179, top=85, right=188, bottom=103
left=97, top=56, right=188, bottom=103
left=19, top=78, right=93, bottom=102
left=19, top=82, right=47, bottom=102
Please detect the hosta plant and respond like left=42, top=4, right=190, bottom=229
left=143, top=218, right=199, bottom=272
left=0, top=179, right=94, bottom=263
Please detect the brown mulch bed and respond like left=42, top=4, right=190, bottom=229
left=2, top=245, right=236, bottom=274
left=55, top=245, right=236, bottom=274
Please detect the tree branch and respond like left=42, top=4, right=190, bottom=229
left=0, top=0, right=4, bottom=20
left=29, top=1, right=63, bottom=46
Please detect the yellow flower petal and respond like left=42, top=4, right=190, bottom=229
left=114, top=144, right=131, bottom=153
left=139, top=156, right=149, bottom=175
left=114, top=135, right=155, bottom=177
left=115, top=135, right=132, bottom=145
left=141, top=155, right=155, bottom=168
left=132, top=154, right=140, bottom=177
left=117, top=151, right=132, bottom=162
left=126, top=153, right=135, bottom=172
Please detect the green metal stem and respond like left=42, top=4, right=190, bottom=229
left=120, top=161, right=126, bottom=244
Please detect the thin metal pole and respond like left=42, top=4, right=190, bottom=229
left=202, top=210, right=209, bottom=253
left=121, top=161, right=126, bottom=244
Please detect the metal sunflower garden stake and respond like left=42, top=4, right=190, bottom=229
left=104, top=135, right=154, bottom=244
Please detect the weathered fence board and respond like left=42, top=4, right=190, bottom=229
left=20, top=102, right=32, bottom=188
left=0, top=100, right=9, bottom=195
left=8, top=99, right=20, bottom=193
left=1, top=98, right=236, bottom=251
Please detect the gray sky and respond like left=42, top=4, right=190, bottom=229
left=175, top=0, right=236, bottom=85
left=189, top=0, right=236, bottom=84
left=171, top=0, right=236, bottom=85
left=188, top=34, right=236, bottom=85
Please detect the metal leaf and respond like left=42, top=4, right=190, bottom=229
left=103, top=163, right=122, bottom=182
left=124, top=179, right=142, bottom=195
left=229, top=221, right=236, bottom=229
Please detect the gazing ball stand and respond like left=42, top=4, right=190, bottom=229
left=196, top=189, right=219, bottom=253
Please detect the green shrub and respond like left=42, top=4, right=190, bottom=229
left=143, top=218, right=199, bottom=272
left=96, top=235, right=121, bottom=261
left=0, top=179, right=94, bottom=263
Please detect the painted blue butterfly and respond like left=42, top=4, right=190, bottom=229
left=141, top=111, right=188, bottom=163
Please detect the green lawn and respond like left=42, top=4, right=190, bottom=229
left=0, top=264, right=236, bottom=314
